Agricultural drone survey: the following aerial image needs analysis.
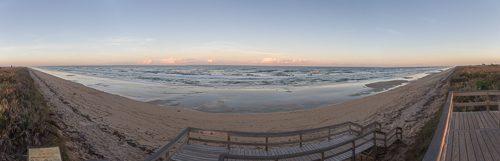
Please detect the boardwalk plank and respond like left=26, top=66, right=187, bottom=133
left=464, top=112, right=470, bottom=130
left=488, top=111, right=499, bottom=126
left=481, top=111, right=495, bottom=129
left=459, top=131, right=468, bottom=161
left=469, top=131, right=485, bottom=161
left=485, top=111, right=499, bottom=127
left=484, top=130, right=500, bottom=160
left=454, top=112, right=460, bottom=130
left=464, top=130, right=476, bottom=161
left=478, top=112, right=492, bottom=129
left=459, top=113, right=465, bottom=130
left=452, top=131, right=460, bottom=161
left=445, top=128, right=453, bottom=161
left=475, top=130, right=494, bottom=161
left=466, top=112, right=475, bottom=129
left=475, top=112, right=486, bottom=129
left=481, top=130, right=500, bottom=160
left=469, top=112, right=479, bottom=129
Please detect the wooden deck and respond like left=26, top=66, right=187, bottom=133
left=424, top=90, right=500, bottom=161
left=173, top=135, right=381, bottom=161
left=145, top=121, right=402, bottom=161
left=443, top=111, right=500, bottom=161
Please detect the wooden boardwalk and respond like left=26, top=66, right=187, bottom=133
left=444, top=111, right=500, bottom=161
left=424, top=90, right=500, bottom=161
left=173, top=135, right=395, bottom=161
left=145, top=121, right=403, bottom=161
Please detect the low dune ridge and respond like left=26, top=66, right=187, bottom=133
left=28, top=68, right=453, bottom=160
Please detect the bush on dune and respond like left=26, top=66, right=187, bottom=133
left=0, top=67, right=66, bottom=160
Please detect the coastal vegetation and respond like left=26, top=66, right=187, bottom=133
left=406, top=64, right=500, bottom=160
left=0, top=67, right=67, bottom=160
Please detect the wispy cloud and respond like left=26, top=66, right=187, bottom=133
left=92, top=36, right=155, bottom=45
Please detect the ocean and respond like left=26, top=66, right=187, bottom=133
left=35, top=65, right=449, bottom=113
left=37, top=66, right=444, bottom=86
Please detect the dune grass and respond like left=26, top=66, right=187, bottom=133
left=405, top=64, right=500, bottom=160
left=0, top=67, right=67, bottom=160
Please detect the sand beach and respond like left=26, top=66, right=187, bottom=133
left=28, top=68, right=453, bottom=160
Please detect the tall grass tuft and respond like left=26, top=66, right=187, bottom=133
left=0, top=67, right=67, bottom=160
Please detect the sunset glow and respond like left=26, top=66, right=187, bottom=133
left=1, top=1, right=499, bottom=67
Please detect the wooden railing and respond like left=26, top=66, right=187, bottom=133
left=217, top=127, right=402, bottom=161
left=144, top=121, right=397, bottom=161
left=423, top=90, right=500, bottom=161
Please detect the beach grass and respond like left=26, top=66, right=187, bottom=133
left=0, top=67, right=68, bottom=160
left=406, top=64, right=500, bottom=160
left=405, top=100, right=446, bottom=161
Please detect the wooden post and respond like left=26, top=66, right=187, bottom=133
left=486, top=93, right=490, bottom=111
left=299, top=134, right=303, bottom=147
left=351, top=141, right=356, bottom=161
left=227, top=134, right=230, bottom=149
left=328, top=128, right=331, bottom=141
left=165, top=151, right=169, bottom=159
left=373, top=132, right=377, bottom=159
left=187, top=132, right=190, bottom=144
left=265, top=137, right=268, bottom=151
left=349, top=124, right=352, bottom=135
left=321, top=151, right=325, bottom=161
left=384, top=133, right=387, bottom=149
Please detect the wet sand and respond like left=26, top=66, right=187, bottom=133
left=29, top=67, right=453, bottom=160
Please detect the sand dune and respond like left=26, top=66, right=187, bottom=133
left=28, top=68, right=453, bottom=160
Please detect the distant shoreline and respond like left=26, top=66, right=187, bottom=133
left=32, top=66, right=447, bottom=113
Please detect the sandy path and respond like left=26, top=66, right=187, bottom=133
left=29, top=68, right=453, bottom=160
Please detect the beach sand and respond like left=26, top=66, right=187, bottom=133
left=29, top=68, right=453, bottom=160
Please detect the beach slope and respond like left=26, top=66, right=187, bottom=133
left=29, top=68, right=452, bottom=160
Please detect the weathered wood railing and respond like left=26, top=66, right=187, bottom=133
left=217, top=127, right=402, bottom=161
left=144, top=121, right=392, bottom=161
left=423, top=90, right=500, bottom=161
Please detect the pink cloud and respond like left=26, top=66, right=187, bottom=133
left=159, top=58, right=190, bottom=64
left=206, top=59, right=218, bottom=63
left=139, top=58, right=193, bottom=65
left=259, top=58, right=310, bottom=64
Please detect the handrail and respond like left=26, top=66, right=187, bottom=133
left=145, top=121, right=395, bottom=161
left=144, top=127, right=190, bottom=161
left=423, top=90, right=500, bottom=161
left=190, top=121, right=355, bottom=137
left=218, top=128, right=403, bottom=161
left=363, top=121, right=381, bottom=131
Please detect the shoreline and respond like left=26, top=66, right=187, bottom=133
left=32, top=67, right=447, bottom=113
left=29, top=67, right=453, bottom=160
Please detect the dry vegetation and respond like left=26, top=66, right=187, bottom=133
left=406, top=64, right=500, bottom=160
left=450, top=64, right=500, bottom=91
left=0, top=67, right=67, bottom=160
left=450, top=65, right=500, bottom=111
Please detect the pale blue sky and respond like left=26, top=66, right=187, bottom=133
left=1, top=0, right=499, bottom=66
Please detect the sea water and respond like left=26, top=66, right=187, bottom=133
left=38, top=66, right=444, bottom=86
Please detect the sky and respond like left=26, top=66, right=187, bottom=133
left=1, top=0, right=499, bottom=67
